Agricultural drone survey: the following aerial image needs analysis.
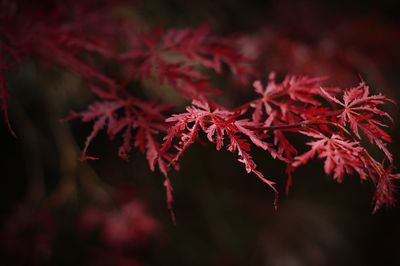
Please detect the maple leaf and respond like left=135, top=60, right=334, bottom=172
left=244, top=73, right=335, bottom=192
left=246, top=74, right=338, bottom=164
left=120, top=25, right=251, bottom=100
left=162, top=24, right=251, bottom=79
left=320, top=82, right=394, bottom=162
left=372, top=167, right=400, bottom=213
left=119, top=34, right=217, bottom=100
left=293, top=130, right=368, bottom=183
left=66, top=86, right=170, bottom=164
left=293, top=129, right=400, bottom=212
left=67, top=86, right=179, bottom=221
left=1, top=0, right=399, bottom=217
left=250, top=73, right=330, bottom=123
left=161, top=99, right=279, bottom=207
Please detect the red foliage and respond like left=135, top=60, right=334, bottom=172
left=160, top=75, right=398, bottom=212
left=1, top=0, right=399, bottom=218
left=118, top=24, right=251, bottom=100
left=65, top=85, right=172, bottom=163
left=321, top=82, right=393, bottom=161
left=160, top=99, right=278, bottom=203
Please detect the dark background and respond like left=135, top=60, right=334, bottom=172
left=1, top=0, right=400, bottom=265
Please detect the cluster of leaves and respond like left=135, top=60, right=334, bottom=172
left=0, top=0, right=250, bottom=221
left=160, top=74, right=399, bottom=213
left=1, top=0, right=398, bottom=219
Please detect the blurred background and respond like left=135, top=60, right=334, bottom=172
left=1, top=0, right=400, bottom=265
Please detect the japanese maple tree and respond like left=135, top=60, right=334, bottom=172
left=1, top=0, right=399, bottom=223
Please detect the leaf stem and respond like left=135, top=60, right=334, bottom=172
left=246, top=120, right=352, bottom=136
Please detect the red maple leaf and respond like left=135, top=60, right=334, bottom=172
left=160, top=99, right=279, bottom=207
left=293, top=130, right=367, bottom=182
left=373, top=166, right=400, bottom=213
left=66, top=86, right=171, bottom=164
left=119, top=25, right=251, bottom=100
left=1, top=0, right=399, bottom=217
left=321, top=81, right=394, bottom=162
